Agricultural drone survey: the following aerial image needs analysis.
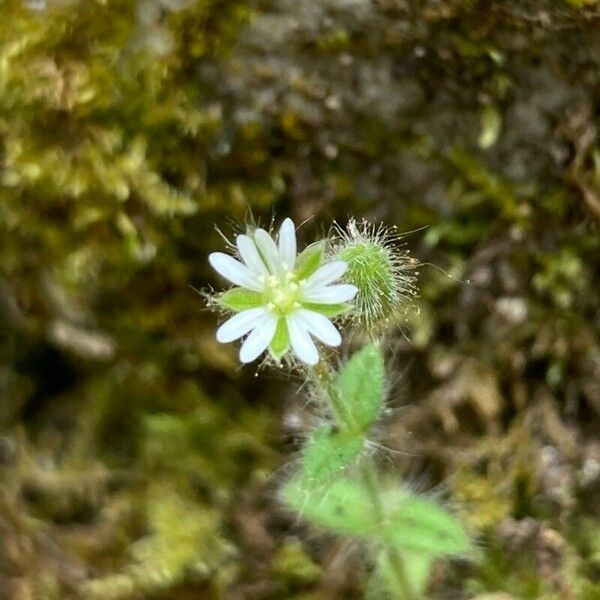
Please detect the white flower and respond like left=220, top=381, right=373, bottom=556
left=209, top=218, right=358, bottom=365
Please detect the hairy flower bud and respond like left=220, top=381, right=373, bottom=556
left=331, top=218, right=418, bottom=329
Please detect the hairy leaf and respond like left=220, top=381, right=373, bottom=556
left=281, top=476, right=376, bottom=536
left=381, top=491, right=470, bottom=556
left=302, top=425, right=363, bottom=485
left=283, top=477, right=469, bottom=558
left=337, top=343, right=385, bottom=432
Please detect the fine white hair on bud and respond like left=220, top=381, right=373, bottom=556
left=330, top=218, right=418, bottom=329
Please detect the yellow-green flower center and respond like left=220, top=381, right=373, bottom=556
left=262, top=272, right=302, bottom=315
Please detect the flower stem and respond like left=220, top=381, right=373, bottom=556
left=312, top=361, right=357, bottom=430
left=360, top=463, right=417, bottom=600
left=311, top=361, right=418, bottom=600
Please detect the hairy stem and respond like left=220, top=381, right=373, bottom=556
left=360, top=463, right=417, bottom=600
left=311, top=361, right=418, bottom=600
left=312, top=361, right=356, bottom=429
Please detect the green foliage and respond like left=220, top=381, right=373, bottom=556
left=282, top=476, right=376, bottom=537
left=141, top=399, right=271, bottom=488
left=273, top=541, right=322, bottom=592
left=367, top=551, right=433, bottom=599
left=301, top=425, right=364, bottom=485
left=381, top=491, right=470, bottom=556
left=284, top=340, right=469, bottom=598
left=282, top=475, right=468, bottom=557
left=337, top=343, right=386, bottom=432
left=82, top=483, right=234, bottom=599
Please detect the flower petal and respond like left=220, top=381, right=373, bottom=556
left=302, top=284, right=358, bottom=304
left=236, top=234, right=269, bottom=277
left=296, top=309, right=341, bottom=347
left=254, top=228, right=282, bottom=275
left=287, top=313, right=319, bottom=365
left=304, top=260, right=348, bottom=290
left=239, top=311, right=278, bottom=363
left=216, top=307, right=268, bottom=343
left=209, top=252, right=263, bottom=292
left=278, top=218, right=297, bottom=270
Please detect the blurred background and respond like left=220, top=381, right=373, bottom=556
left=1, top=0, right=599, bottom=598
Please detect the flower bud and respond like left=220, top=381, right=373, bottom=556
left=331, top=218, right=418, bottom=329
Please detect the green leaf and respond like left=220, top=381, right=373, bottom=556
left=281, top=476, right=376, bottom=536
left=381, top=491, right=470, bottom=556
left=295, top=241, right=325, bottom=280
left=303, top=302, right=352, bottom=318
left=282, top=477, right=469, bottom=558
left=302, top=425, right=363, bottom=485
left=269, top=318, right=290, bottom=360
left=337, top=343, right=385, bottom=432
left=217, top=288, right=263, bottom=311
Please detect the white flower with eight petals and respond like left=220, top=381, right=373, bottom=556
left=209, top=218, right=358, bottom=365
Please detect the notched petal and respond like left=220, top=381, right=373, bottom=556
left=297, top=309, right=342, bottom=347
left=209, top=252, right=263, bottom=292
left=254, top=228, right=282, bottom=275
left=217, top=308, right=267, bottom=343
left=287, top=314, right=319, bottom=365
left=304, top=260, right=348, bottom=290
left=278, top=218, right=297, bottom=269
left=302, top=284, right=358, bottom=304
left=239, top=312, right=278, bottom=363
left=237, top=234, right=269, bottom=277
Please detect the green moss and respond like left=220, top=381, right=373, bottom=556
left=274, top=542, right=322, bottom=591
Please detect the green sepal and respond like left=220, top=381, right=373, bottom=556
left=337, top=343, right=385, bottom=432
left=269, top=318, right=290, bottom=360
left=295, top=240, right=325, bottom=280
left=302, top=425, right=363, bottom=486
left=303, top=302, right=352, bottom=318
left=281, top=476, right=375, bottom=536
left=217, top=288, right=263, bottom=312
left=381, top=490, right=470, bottom=556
